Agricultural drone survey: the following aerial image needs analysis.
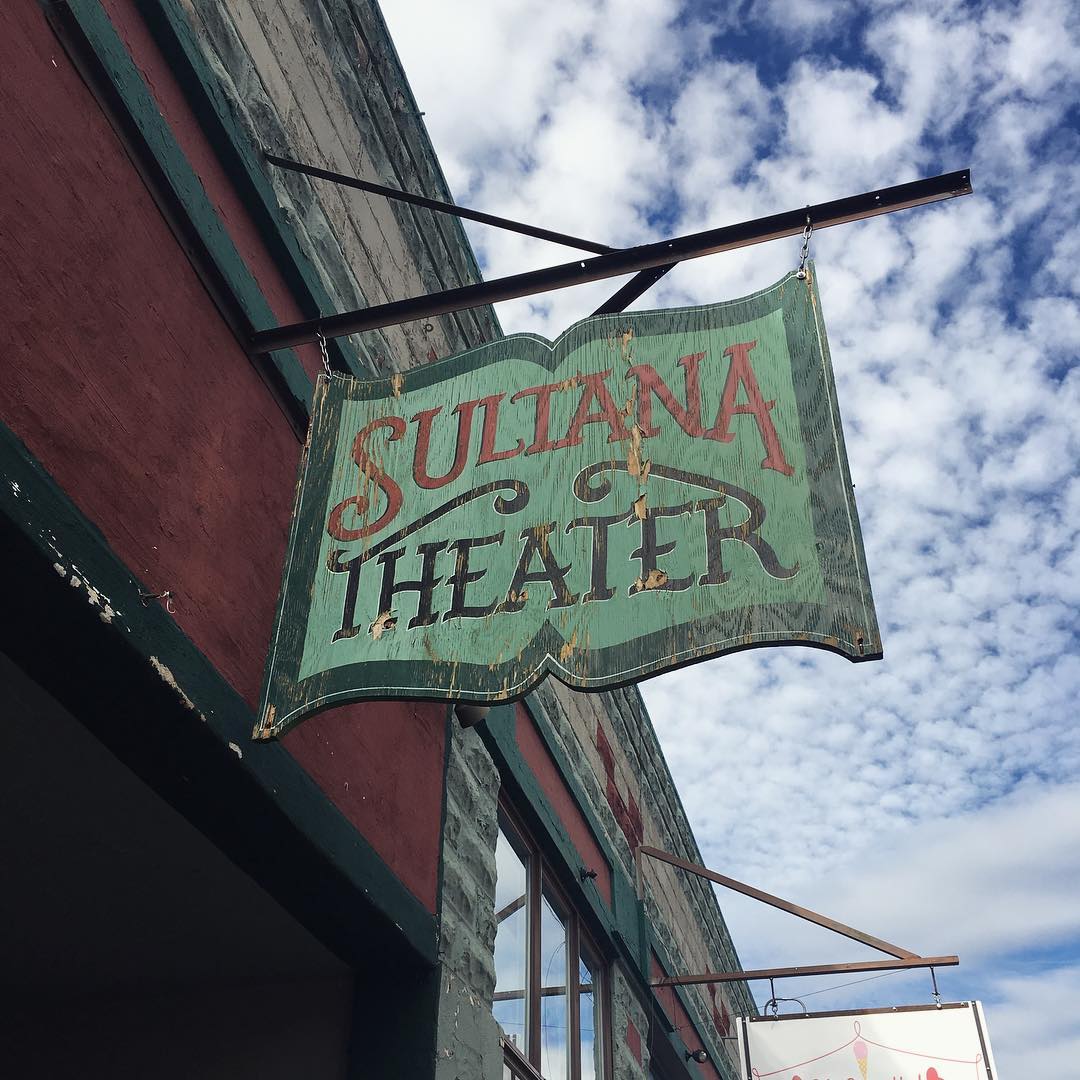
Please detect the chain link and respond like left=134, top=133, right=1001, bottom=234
left=796, top=210, right=813, bottom=280
left=316, top=328, right=332, bottom=377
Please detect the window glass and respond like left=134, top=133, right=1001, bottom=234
left=539, top=891, right=569, bottom=1080
left=578, top=947, right=601, bottom=1080
left=494, top=822, right=530, bottom=1052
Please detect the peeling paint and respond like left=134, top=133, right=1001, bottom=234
left=148, top=655, right=197, bottom=712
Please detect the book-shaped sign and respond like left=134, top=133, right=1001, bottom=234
left=257, top=266, right=881, bottom=739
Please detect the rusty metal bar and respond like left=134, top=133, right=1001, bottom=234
left=249, top=169, right=971, bottom=353
left=638, top=845, right=919, bottom=959
left=651, top=955, right=960, bottom=987
left=265, top=153, right=614, bottom=255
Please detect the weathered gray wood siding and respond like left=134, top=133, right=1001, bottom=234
left=178, top=0, right=500, bottom=373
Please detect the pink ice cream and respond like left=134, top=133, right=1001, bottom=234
left=853, top=1039, right=869, bottom=1080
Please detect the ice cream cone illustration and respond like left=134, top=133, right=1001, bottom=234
left=853, top=1039, right=868, bottom=1080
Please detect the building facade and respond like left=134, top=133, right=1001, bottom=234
left=0, top=1, right=755, bottom=1077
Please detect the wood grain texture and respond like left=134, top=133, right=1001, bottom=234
left=260, top=267, right=882, bottom=737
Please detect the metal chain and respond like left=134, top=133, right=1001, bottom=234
left=930, top=966, right=942, bottom=1008
left=316, top=328, right=332, bottom=377
left=796, top=210, right=813, bottom=280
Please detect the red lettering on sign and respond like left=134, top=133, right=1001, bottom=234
left=629, top=351, right=706, bottom=438
left=553, top=369, right=631, bottom=450
left=476, top=392, right=524, bottom=464
left=512, top=378, right=567, bottom=455
left=326, top=416, right=406, bottom=540
left=707, top=340, right=794, bottom=475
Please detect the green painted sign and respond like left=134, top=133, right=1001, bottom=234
left=256, top=266, right=881, bottom=739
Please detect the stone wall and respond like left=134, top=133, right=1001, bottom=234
left=435, top=718, right=503, bottom=1080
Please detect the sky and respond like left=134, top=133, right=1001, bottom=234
left=380, top=1, right=1080, bottom=1074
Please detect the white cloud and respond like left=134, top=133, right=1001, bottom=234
left=383, top=0, right=1080, bottom=1073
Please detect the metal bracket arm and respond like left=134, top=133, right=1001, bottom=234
left=266, top=152, right=671, bottom=313
left=637, top=845, right=960, bottom=984
left=248, top=169, right=972, bottom=353
left=266, top=152, right=614, bottom=256
left=638, top=844, right=918, bottom=958
left=650, top=955, right=961, bottom=987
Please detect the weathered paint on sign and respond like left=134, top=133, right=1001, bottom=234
left=257, top=265, right=881, bottom=739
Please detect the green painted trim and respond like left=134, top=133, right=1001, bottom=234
left=58, top=0, right=314, bottom=415
left=133, top=0, right=369, bottom=377
left=469, top=658, right=742, bottom=1079
left=490, top=691, right=742, bottom=1076
left=477, top=700, right=659, bottom=1021
left=520, top=692, right=622, bottom=878
left=648, top=932, right=738, bottom=1080
left=480, top=705, right=619, bottom=945
left=622, top=685, right=757, bottom=1019
left=515, top=691, right=650, bottom=968
left=0, top=418, right=436, bottom=967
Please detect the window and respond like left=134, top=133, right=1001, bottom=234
left=494, top=806, right=608, bottom=1080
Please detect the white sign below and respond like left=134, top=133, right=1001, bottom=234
left=737, top=1002, right=998, bottom=1080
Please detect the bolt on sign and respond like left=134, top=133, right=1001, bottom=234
left=737, top=1002, right=999, bottom=1079
left=256, top=265, right=881, bottom=739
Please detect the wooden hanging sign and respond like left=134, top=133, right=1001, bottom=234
left=256, top=265, right=881, bottom=738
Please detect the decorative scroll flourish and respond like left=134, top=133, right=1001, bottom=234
left=328, top=478, right=530, bottom=573
left=572, top=461, right=799, bottom=580
left=328, top=478, right=530, bottom=642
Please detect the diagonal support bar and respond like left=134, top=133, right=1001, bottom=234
left=651, top=955, right=960, bottom=987
left=268, top=153, right=663, bottom=313
left=249, top=169, right=971, bottom=354
left=592, top=262, right=677, bottom=315
left=265, top=153, right=614, bottom=255
left=638, top=845, right=918, bottom=959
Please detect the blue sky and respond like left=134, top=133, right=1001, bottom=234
left=382, top=1, right=1080, bottom=1074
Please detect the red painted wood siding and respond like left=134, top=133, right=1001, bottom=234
left=0, top=0, right=443, bottom=911
left=514, top=704, right=612, bottom=906
left=651, top=952, right=723, bottom=1080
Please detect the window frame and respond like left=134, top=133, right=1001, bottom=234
left=495, top=799, right=611, bottom=1080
